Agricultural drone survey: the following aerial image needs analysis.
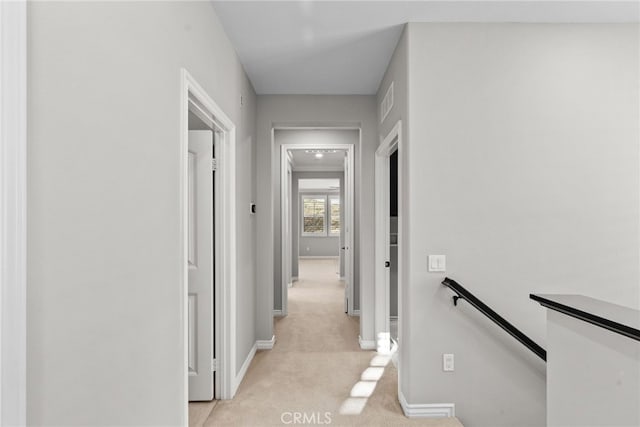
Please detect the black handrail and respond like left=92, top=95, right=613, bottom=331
left=442, top=277, right=547, bottom=362
left=531, top=294, right=640, bottom=342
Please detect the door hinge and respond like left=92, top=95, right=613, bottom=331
left=211, top=158, right=218, bottom=172
left=212, top=358, right=217, bottom=372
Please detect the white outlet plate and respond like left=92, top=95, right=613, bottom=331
left=443, top=353, right=454, bottom=371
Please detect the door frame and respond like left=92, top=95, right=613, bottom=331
left=180, top=70, right=237, bottom=411
left=0, top=1, right=27, bottom=425
left=278, top=134, right=356, bottom=317
left=374, top=120, right=402, bottom=353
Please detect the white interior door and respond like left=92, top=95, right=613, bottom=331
left=286, top=162, right=292, bottom=288
left=343, top=154, right=350, bottom=313
left=188, top=130, right=215, bottom=401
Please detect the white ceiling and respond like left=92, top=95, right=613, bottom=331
left=211, top=1, right=639, bottom=95
left=290, top=149, right=346, bottom=170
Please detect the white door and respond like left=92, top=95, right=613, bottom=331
left=188, top=130, right=215, bottom=401
left=285, top=161, right=292, bottom=289
left=343, top=154, right=350, bottom=313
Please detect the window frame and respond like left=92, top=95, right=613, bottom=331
left=299, top=192, right=341, bottom=237
left=328, top=195, right=341, bottom=236
left=300, top=194, right=328, bottom=237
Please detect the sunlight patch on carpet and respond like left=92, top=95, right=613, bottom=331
left=339, top=338, right=398, bottom=415
left=339, top=397, right=368, bottom=415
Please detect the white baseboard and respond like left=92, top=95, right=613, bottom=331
left=256, top=335, right=276, bottom=350
left=273, top=310, right=284, bottom=317
left=352, top=309, right=361, bottom=316
left=398, top=390, right=455, bottom=418
left=291, top=276, right=298, bottom=282
left=358, top=335, right=376, bottom=350
left=232, top=342, right=257, bottom=396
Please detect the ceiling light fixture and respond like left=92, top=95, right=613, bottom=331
left=315, top=153, right=324, bottom=159
left=305, top=149, right=338, bottom=154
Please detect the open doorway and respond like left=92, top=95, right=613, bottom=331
left=180, top=70, right=237, bottom=426
left=374, top=120, right=402, bottom=359
left=389, top=149, right=398, bottom=343
left=276, top=129, right=356, bottom=319
left=297, top=177, right=342, bottom=281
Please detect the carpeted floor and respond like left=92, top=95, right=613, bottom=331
left=200, top=259, right=463, bottom=427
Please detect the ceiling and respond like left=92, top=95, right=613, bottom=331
left=211, top=1, right=639, bottom=95
left=290, top=149, right=346, bottom=171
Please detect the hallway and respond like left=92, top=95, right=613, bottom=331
left=199, top=259, right=462, bottom=426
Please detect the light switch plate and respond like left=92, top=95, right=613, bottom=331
left=443, top=353, right=454, bottom=371
left=428, top=255, right=446, bottom=272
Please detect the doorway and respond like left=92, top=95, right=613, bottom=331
left=180, top=70, right=237, bottom=425
left=374, top=120, right=402, bottom=357
left=277, top=130, right=356, bottom=318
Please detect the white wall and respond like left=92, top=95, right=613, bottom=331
left=256, top=96, right=377, bottom=343
left=399, top=23, right=639, bottom=427
left=27, top=2, right=256, bottom=425
left=546, top=310, right=640, bottom=427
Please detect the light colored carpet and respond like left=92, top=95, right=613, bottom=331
left=202, top=259, right=463, bottom=427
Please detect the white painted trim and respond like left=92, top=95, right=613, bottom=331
left=280, top=153, right=293, bottom=316
left=180, top=70, right=237, bottom=408
left=232, top=343, right=257, bottom=396
left=358, top=336, right=376, bottom=350
left=0, top=1, right=27, bottom=425
left=291, top=276, right=298, bottom=282
left=273, top=310, right=284, bottom=317
left=353, top=310, right=361, bottom=316
left=256, top=335, right=276, bottom=350
left=398, top=391, right=455, bottom=418
left=279, top=140, right=355, bottom=317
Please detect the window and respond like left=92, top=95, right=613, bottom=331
left=302, top=196, right=326, bottom=235
left=301, top=194, right=341, bottom=236
left=329, top=197, right=340, bottom=236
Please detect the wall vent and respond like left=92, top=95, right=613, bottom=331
left=380, top=82, right=394, bottom=123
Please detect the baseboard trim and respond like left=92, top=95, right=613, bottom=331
left=398, top=391, right=455, bottom=418
left=256, top=335, right=276, bottom=350
left=358, top=335, right=376, bottom=350
left=233, top=342, right=257, bottom=396
left=291, top=276, right=298, bottom=282
left=273, top=310, right=284, bottom=317
left=352, top=309, right=361, bottom=316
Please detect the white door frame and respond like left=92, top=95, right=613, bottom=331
left=0, top=1, right=27, bottom=425
left=180, top=70, right=237, bottom=413
left=374, top=120, right=402, bottom=353
left=279, top=136, right=355, bottom=317
left=283, top=153, right=293, bottom=292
